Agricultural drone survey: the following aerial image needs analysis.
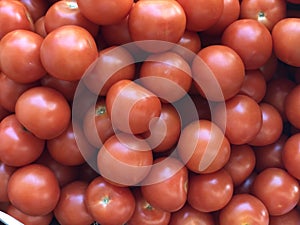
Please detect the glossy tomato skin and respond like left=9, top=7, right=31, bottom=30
left=0, top=29, right=46, bottom=84
left=178, top=120, right=231, bottom=174
left=0, top=114, right=44, bottom=167
left=54, top=181, right=94, bottom=225
left=169, top=204, right=215, bottom=225
left=19, top=0, right=49, bottom=22
left=44, top=0, right=99, bottom=37
left=127, top=188, right=171, bottom=225
left=40, top=25, right=98, bottom=81
left=222, top=19, right=273, bottom=69
left=192, top=45, right=245, bottom=101
left=219, top=194, right=269, bottom=225
left=85, top=176, right=136, bottom=225
left=6, top=205, right=53, bottom=225
left=188, top=169, right=234, bottom=212
left=34, top=16, right=47, bottom=37
left=0, top=0, right=34, bottom=39
left=106, top=79, right=161, bottom=134
left=0, top=161, right=16, bottom=202
left=269, top=209, right=300, bottom=225
left=7, top=164, right=60, bottom=216
left=15, top=86, right=71, bottom=140
left=177, top=0, right=223, bottom=31
left=272, top=18, right=300, bottom=67
left=141, top=157, right=188, bottom=213
left=285, top=85, right=300, bottom=129
left=251, top=168, right=300, bottom=216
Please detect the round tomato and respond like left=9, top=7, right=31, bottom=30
left=0, top=161, right=16, bottom=202
left=285, top=85, right=300, bottom=129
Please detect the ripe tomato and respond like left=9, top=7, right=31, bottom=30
left=269, top=209, right=300, bottom=225
left=188, top=169, right=234, bottom=212
left=0, top=161, right=16, bottom=202
left=34, top=16, right=47, bottom=37
left=7, top=164, right=60, bottom=216
left=222, top=19, right=273, bottom=69
left=19, top=0, right=49, bottom=22
left=251, top=168, right=300, bottom=216
left=272, top=18, right=300, bottom=67
left=106, top=79, right=161, bottom=134
left=141, top=157, right=188, bottom=212
left=40, top=25, right=98, bottom=81
left=285, top=85, right=300, bottom=129
left=219, top=194, right=269, bottom=225
left=15, top=86, right=71, bottom=140
left=0, top=29, right=46, bottom=83
left=178, top=120, right=231, bottom=174
left=85, top=176, right=135, bottom=225
left=0, top=114, right=44, bottom=167
left=54, top=181, right=94, bottom=225
left=192, top=45, right=245, bottom=101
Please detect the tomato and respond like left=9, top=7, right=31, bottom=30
left=272, top=18, right=300, bottom=67
left=0, top=161, right=16, bottom=202
left=15, top=86, right=71, bottom=140
left=248, top=103, right=283, bottom=146
left=251, top=168, right=300, bottom=216
left=77, top=0, right=133, bottom=25
left=269, top=209, right=300, bottom=225
left=127, top=188, right=171, bottom=225
left=44, top=0, right=99, bottom=37
left=77, top=163, right=99, bottom=183
left=0, top=0, right=34, bottom=39
left=282, top=133, right=300, bottom=180
left=192, top=45, right=245, bottom=101
left=0, top=114, right=44, bottom=167
left=141, top=157, right=188, bottom=212
left=40, top=25, right=98, bottom=81
left=106, top=79, right=161, bottom=134
left=222, top=19, right=273, bottom=70
left=260, top=53, right=279, bottom=82
left=83, top=46, right=136, bottom=96
left=97, top=132, right=153, bottom=186
left=54, top=181, right=94, bottom=225
left=0, top=72, right=38, bottom=112
left=19, top=0, right=49, bottom=22
left=285, top=85, right=300, bottom=129
left=224, top=145, right=256, bottom=186
left=85, top=176, right=135, bottom=225
left=7, top=164, right=60, bottom=216
left=34, top=16, right=47, bottom=37
left=213, top=95, right=262, bottom=145
left=240, top=0, right=286, bottom=30
left=188, top=169, right=234, bottom=212
left=139, top=51, right=192, bottom=103
left=176, top=0, right=223, bottom=32
left=128, top=0, right=186, bottom=52
left=238, top=69, right=267, bottom=103
left=142, top=103, right=181, bottom=153
left=234, top=172, right=257, bottom=194
left=219, top=194, right=269, bottom=225
left=0, top=29, right=46, bottom=83
left=169, top=204, right=215, bottom=225
left=6, top=205, right=53, bottom=225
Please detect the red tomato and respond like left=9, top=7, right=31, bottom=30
left=240, top=0, right=287, bottom=30
left=77, top=0, right=133, bottom=25
left=0, top=161, right=16, bottom=202
left=176, top=0, right=224, bottom=31
left=40, top=25, right=98, bottom=81
left=141, top=157, right=188, bottom=212
left=269, top=209, right=300, bottom=225
left=139, top=51, right=192, bottom=102
left=0, top=29, right=46, bottom=83
left=6, top=205, right=53, bottom=225
left=97, top=132, right=153, bottom=186
left=0, top=0, right=34, bottom=39
left=192, top=45, right=245, bottom=101
left=234, top=172, right=257, bottom=194
left=7, top=164, right=60, bottom=216
left=251, top=168, right=300, bottom=216
left=34, top=16, right=47, bottom=37
left=127, top=188, right=171, bottom=225
left=44, top=0, right=99, bottom=37
left=0, top=114, right=44, bottom=167
left=285, top=85, right=300, bottom=129
left=222, top=19, right=273, bottom=69
left=260, top=53, right=279, bottom=82
left=85, top=176, right=136, bottom=225
left=219, top=194, right=269, bottom=225
left=54, top=181, right=94, bottom=225
left=188, top=169, right=234, bottom=212
left=178, top=120, right=231, bottom=174
left=106, top=79, right=161, bottom=134
left=15, top=86, right=71, bottom=140
left=19, top=0, right=49, bottom=22
left=272, top=18, right=300, bottom=67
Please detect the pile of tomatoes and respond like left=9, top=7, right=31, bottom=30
left=0, top=0, right=300, bottom=224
